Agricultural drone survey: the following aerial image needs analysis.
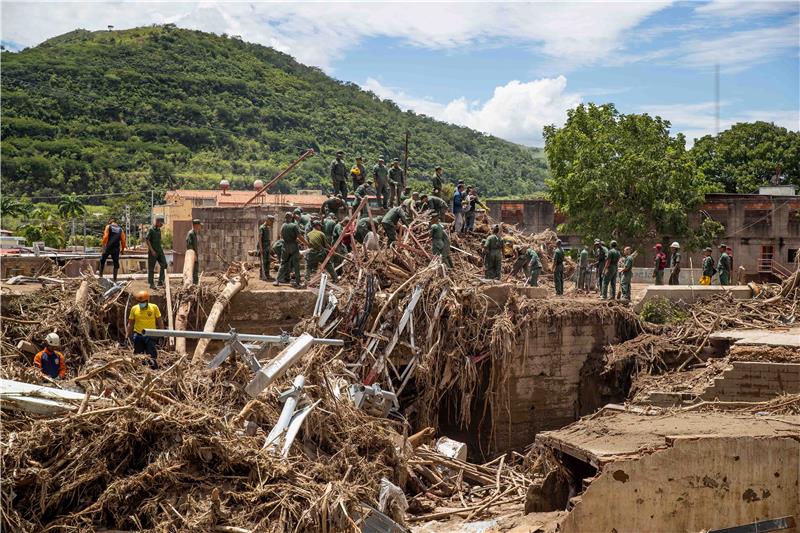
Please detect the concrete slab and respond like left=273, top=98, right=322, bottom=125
left=709, top=327, right=800, bottom=348
left=633, top=284, right=752, bottom=312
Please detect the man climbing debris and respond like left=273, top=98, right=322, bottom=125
left=126, top=290, right=164, bottom=369
left=275, top=212, right=306, bottom=289
left=429, top=212, right=452, bottom=268
left=578, top=244, right=589, bottom=293
left=373, top=157, right=390, bottom=209
left=717, top=243, right=731, bottom=286
left=33, top=333, right=66, bottom=379
left=389, top=158, right=404, bottom=207
left=145, top=215, right=167, bottom=290
left=402, top=191, right=419, bottom=213
left=355, top=215, right=382, bottom=245
left=305, top=220, right=337, bottom=283
left=186, top=219, right=202, bottom=285
left=553, top=239, right=565, bottom=295
left=526, top=246, right=542, bottom=287
left=602, top=240, right=620, bottom=300
left=620, top=246, right=634, bottom=301
left=330, top=151, right=348, bottom=198
left=99, top=217, right=126, bottom=282
left=354, top=180, right=374, bottom=206
left=668, top=241, right=681, bottom=285
left=381, top=205, right=409, bottom=245
left=483, top=224, right=503, bottom=280
left=321, top=194, right=345, bottom=217
left=258, top=215, right=275, bottom=281
left=653, top=243, right=666, bottom=285
left=350, top=155, right=366, bottom=190
left=700, top=247, right=715, bottom=285
left=425, top=194, right=448, bottom=219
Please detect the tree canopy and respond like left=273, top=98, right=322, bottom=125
left=690, top=121, right=800, bottom=193
left=544, top=103, right=713, bottom=244
left=1, top=26, right=548, bottom=201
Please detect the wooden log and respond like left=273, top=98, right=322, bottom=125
left=191, top=268, right=247, bottom=362
left=75, top=279, right=90, bottom=311
left=164, top=269, right=175, bottom=348
left=175, top=249, right=196, bottom=355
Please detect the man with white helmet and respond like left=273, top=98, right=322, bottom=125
left=126, top=289, right=164, bottom=369
left=34, top=333, right=66, bottom=379
left=668, top=241, right=681, bottom=285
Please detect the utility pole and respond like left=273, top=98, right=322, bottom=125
left=714, top=63, right=720, bottom=136
left=124, top=205, right=130, bottom=240
left=150, top=190, right=154, bottom=226
left=403, top=130, right=410, bottom=188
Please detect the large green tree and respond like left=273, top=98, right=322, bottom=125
left=544, top=103, right=712, bottom=243
left=691, top=121, right=800, bottom=193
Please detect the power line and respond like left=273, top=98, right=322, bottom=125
left=7, top=189, right=157, bottom=201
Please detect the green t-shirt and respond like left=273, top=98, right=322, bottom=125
left=186, top=229, right=198, bottom=252
left=527, top=249, right=542, bottom=269
left=717, top=252, right=731, bottom=273
left=259, top=223, right=271, bottom=247
left=702, top=256, right=715, bottom=276
left=430, top=222, right=446, bottom=243
left=484, top=234, right=503, bottom=253
left=146, top=226, right=163, bottom=253
left=373, top=164, right=388, bottom=184
left=281, top=222, right=301, bottom=247
left=606, top=247, right=621, bottom=270
left=383, top=206, right=408, bottom=226
left=553, top=247, right=565, bottom=266
left=307, top=229, right=327, bottom=250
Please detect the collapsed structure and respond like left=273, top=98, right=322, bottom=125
left=1, top=210, right=798, bottom=532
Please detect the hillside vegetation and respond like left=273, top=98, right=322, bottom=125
left=1, top=25, right=548, bottom=200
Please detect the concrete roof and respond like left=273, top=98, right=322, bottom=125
left=166, top=189, right=328, bottom=207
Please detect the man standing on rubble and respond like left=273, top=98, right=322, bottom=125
left=275, top=212, right=306, bottom=289
left=305, top=220, right=337, bottom=283
left=429, top=212, right=452, bottom=268
left=452, top=183, right=465, bottom=233
left=99, top=217, right=126, bottom=282
left=602, top=240, right=621, bottom=300
left=527, top=246, right=543, bottom=286
left=717, top=243, right=731, bottom=286
left=578, top=244, right=589, bottom=293
left=186, top=219, right=202, bottom=285
left=389, top=158, right=404, bottom=207
left=34, top=333, right=66, bottom=379
left=145, top=215, right=167, bottom=290
left=653, top=244, right=666, bottom=285
left=553, top=239, right=565, bottom=295
left=620, top=246, right=634, bottom=301
left=382, top=205, right=409, bottom=245
left=373, top=157, right=390, bottom=209
left=700, top=247, right=715, bottom=285
left=126, top=290, right=164, bottom=369
left=330, top=151, right=348, bottom=198
left=431, top=166, right=444, bottom=196
left=483, top=225, right=503, bottom=279
left=593, top=239, right=607, bottom=294
left=258, top=216, right=274, bottom=281
left=668, top=242, right=681, bottom=285
left=351, top=155, right=366, bottom=190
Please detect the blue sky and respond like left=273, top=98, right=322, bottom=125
left=2, top=1, right=798, bottom=146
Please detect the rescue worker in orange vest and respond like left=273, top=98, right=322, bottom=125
left=99, top=217, right=127, bottom=282
left=34, top=333, right=66, bottom=379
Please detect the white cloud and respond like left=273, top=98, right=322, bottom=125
left=0, top=1, right=672, bottom=71
left=676, top=18, right=800, bottom=72
left=364, top=75, right=581, bottom=146
left=695, top=0, right=800, bottom=19
left=642, top=101, right=799, bottom=144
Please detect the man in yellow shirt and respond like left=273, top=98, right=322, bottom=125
left=126, top=289, right=164, bottom=369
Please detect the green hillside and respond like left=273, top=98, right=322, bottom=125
left=1, top=25, right=548, bottom=200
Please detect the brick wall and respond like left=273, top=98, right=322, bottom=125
left=701, top=361, right=800, bottom=402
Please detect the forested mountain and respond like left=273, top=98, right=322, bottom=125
left=1, top=25, right=548, bottom=200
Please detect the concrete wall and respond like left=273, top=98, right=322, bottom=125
left=561, top=436, right=800, bottom=533
left=702, top=361, right=800, bottom=402
left=492, top=310, right=631, bottom=451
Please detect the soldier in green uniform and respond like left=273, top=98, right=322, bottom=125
left=431, top=166, right=444, bottom=196
left=400, top=187, right=412, bottom=203
left=700, top=247, right=715, bottom=285
left=402, top=191, right=419, bottom=213
left=381, top=205, right=409, bottom=245
left=527, top=246, right=542, bottom=286
left=594, top=239, right=607, bottom=293
left=145, top=215, right=168, bottom=289
left=355, top=216, right=381, bottom=244
left=350, top=155, right=366, bottom=190
left=293, top=208, right=311, bottom=236
left=321, top=195, right=345, bottom=217
left=553, top=239, right=565, bottom=295
left=305, top=220, right=337, bottom=283
left=354, top=180, right=374, bottom=206
left=388, top=158, right=404, bottom=207
left=483, top=225, right=503, bottom=279
left=668, top=242, right=681, bottom=285
left=425, top=195, right=448, bottom=218
left=602, top=240, right=621, bottom=299
left=258, top=215, right=275, bottom=281
left=322, top=213, right=337, bottom=241
left=373, top=157, right=390, bottom=209
left=620, top=246, right=634, bottom=301
left=330, top=151, right=348, bottom=198
left=429, top=212, right=452, bottom=268
left=272, top=239, right=284, bottom=269
left=275, top=212, right=306, bottom=288
left=717, top=243, right=731, bottom=286
left=185, top=219, right=202, bottom=285
left=578, top=245, right=589, bottom=293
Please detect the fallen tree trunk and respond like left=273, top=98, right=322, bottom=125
left=175, top=250, right=196, bottom=355
left=75, top=279, right=90, bottom=311
left=192, top=265, right=247, bottom=362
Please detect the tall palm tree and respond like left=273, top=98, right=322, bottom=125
left=57, top=193, right=87, bottom=242
left=1, top=196, right=27, bottom=222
